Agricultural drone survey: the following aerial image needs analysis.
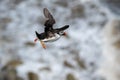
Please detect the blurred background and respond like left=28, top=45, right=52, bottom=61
left=0, top=0, right=120, bottom=80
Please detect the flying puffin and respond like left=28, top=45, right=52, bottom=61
left=34, top=8, right=69, bottom=49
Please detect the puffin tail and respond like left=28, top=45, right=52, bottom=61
left=35, top=31, right=40, bottom=38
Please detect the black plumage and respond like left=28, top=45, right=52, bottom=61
left=35, top=8, right=69, bottom=42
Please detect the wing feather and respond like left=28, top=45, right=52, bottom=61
left=55, top=25, right=69, bottom=32
left=43, top=8, right=55, bottom=29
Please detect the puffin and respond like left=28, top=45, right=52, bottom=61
left=34, top=8, right=69, bottom=49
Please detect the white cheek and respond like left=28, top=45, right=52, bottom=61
left=55, top=33, right=61, bottom=38
left=59, top=32, right=64, bottom=35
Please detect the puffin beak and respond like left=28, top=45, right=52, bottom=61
left=63, top=32, right=68, bottom=37
left=63, top=32, right=67, bottom=36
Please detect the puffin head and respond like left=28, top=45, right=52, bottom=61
left=58, top=25, right=69, bottom=37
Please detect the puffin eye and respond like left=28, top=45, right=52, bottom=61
left=59, top=31, right=64, bottom=34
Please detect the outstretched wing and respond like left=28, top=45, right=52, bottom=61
left=43, top=8, right=56, bottom=32
left=55, top=25, right=69, bottom=32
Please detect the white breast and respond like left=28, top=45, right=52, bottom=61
left=42, top=33, right=61, bottom=42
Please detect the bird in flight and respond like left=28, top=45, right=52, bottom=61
left=34, top=8, right=69, bottom=49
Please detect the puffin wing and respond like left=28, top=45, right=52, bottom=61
left=43, top=8, right=56, bottom=32
left=55, top=25, right=69, bottom=31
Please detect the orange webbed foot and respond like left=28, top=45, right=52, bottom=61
left=40, top=41, right=46, bottom=49
left=34, top=38, right=38, bottom=43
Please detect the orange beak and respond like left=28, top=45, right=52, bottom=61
left=63, top=32, right=67, bottom=36
left=63, top=32, right=68, bottom=37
